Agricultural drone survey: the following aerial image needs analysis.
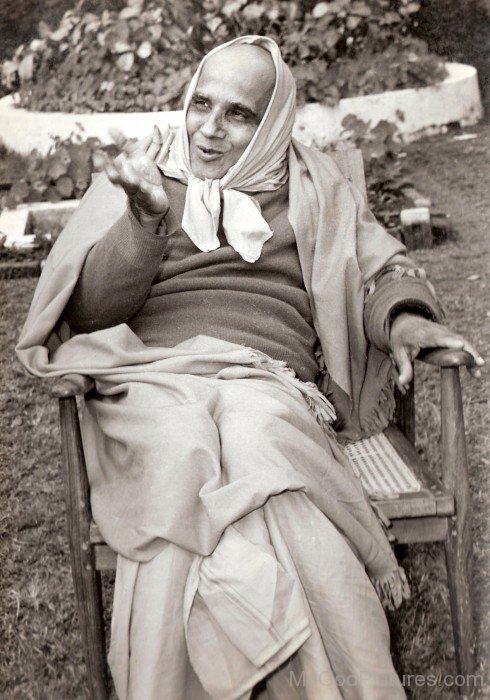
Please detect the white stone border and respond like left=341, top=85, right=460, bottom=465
left=0, top=62, right=483, bottom=155
left=0, top=199, right=79, bottom=248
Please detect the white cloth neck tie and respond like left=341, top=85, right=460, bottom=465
left=161, top=35, right=296, bottom=263
left=181, top=176, right=273, bottom=262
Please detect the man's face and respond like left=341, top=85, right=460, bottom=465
left=186, top=45, right=276, bottom=180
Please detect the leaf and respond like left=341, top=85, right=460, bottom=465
left=47, top=159, right=68, bottom=181
left=105, top=20, right=130, bottom=51
left=55, top=176, right=74, bottom=198
left=137, top=41, right=152, bottom=59
left=325, top=28, right=339, bottom=48
left=242, top=3, right=265, bottom=20
left=18, top=54, right=35, bottom=82
left=405, top=2, right=420, bottom=13
left=112, top=41, right=132, bottom=54
left=341, top=114, right=369, bottom=139
left=148, top=24, right=163, bottom=42
left=116, top=53, right=135, bottom=72
left=8, top=181, right=30, bottom=205
left=71, top=26, right=82, bottom=45
left=119, top=6, right=140, bottom=20
left=49, top=21, right=72, bottom=43
left=351, top=2, right=371, bottom=17
left=47, top=187, right=63, bottom=203
left=31, top=179, right=48, bottom=195
left=381, top=12, right=401, bottom=24
left=29, top=39, right=46, bottom=52
left=38, top=21, right=52, bottom=39
left=312, top=2, right=331, bottom=19
left=206, top=17, right=223, bottom=33
left=370, top=119, right=397, bottom=143
left=266, top=7, right=280, bottom=21
left=346, top=15, right=362, bottom=30
left=1, top=60, right=18, bottom=89
left=221, top=0, right=248, bottom=18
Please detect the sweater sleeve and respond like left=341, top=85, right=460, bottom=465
left=63, top=203, right=179, bottom=333
left=352, top=185, right=444, bottom=354
left=363, top=257, right=444, bottom=353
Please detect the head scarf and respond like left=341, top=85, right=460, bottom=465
left=160, top=35, right=296, bottom=262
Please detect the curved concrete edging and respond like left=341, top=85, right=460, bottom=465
left=0, top=63, right=483, bottom=155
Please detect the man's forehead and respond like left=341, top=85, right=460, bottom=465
left=196, top=44, right=276, bottom=110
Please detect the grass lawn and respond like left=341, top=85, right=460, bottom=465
left=1, top=122, right=489, bottom=698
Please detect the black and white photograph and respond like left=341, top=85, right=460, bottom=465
left=0, top=1, right=488, bottom=698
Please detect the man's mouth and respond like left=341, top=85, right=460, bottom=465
left=195, top=144, right=225, bottom=161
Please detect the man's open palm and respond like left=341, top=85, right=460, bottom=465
left=103, top=125, right=174, bottom=229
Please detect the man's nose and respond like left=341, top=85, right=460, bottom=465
left=200, top=110, right=225, bottom=138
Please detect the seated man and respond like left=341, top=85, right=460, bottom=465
left=17, top=36, right=482, bottom=700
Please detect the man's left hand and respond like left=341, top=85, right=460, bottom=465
left=389, top=312, right=484, bottom=391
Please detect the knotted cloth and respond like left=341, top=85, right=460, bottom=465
left=162, top=35, right=296, bottom=262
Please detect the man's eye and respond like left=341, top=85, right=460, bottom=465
left=229, top=110, right=248, bottom=121
left=191, top=97, right=209, bottom=110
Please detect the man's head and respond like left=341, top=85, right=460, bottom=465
left=186, top=43, right=276, bottom=179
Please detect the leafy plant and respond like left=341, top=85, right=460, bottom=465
left=1, top=0, right=447, bottom=112
left=3, top=135, right=118, bottom=209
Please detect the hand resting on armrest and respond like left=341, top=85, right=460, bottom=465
left=389, top=312, right=484, bottom=392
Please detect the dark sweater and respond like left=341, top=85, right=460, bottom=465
left=63, top=177, right=320, bottom=383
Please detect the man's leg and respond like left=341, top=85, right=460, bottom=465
left=214, top=376, right=404, bottom=699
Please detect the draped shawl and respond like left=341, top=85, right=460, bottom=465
left=15, top=139, right=411, bottom=696
left=16, top=139, right=405, bottom=437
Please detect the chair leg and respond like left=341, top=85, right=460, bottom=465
left=440, top=369, right=475, bottom=694
left=59, top=397, right=108, bottom=699
left=71, top=561, right=108, bottom=699
left=444, top=517, right=475, bottom=685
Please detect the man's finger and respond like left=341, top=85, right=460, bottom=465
left=424, top=331, right=484, bottom=368
left=460, top=339, right=485, bottom=367
left=160, top=127, right=176, bottom=162
left=103, top=154, right=123, bottom=185
left=147, top=125, right=165, bottom=160
left=105, top=157, right=140, bottom=197
left=123, top=133, right=153, bottom=156
left=392, top=344, right=413, bottom=389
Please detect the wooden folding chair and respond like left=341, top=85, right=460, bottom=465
left=50, top=151, right=476, bottom=698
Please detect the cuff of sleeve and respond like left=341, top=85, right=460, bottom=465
left=160, top=205, right=180, bottom=237
left=126, top=201, right=180, bottom=239
left=108, top=205, right=169, bottom=269
left=364, top=278, right=444, bottom=353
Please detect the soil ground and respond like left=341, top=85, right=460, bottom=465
left=0, top=120, right=489, bottom=698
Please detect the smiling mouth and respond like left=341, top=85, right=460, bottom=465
left=195, top=144, right=225, bottom=160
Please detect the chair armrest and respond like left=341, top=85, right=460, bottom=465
left=417, top=348, right=476, bottom=369
left=52, top=373, right=95, bottom=398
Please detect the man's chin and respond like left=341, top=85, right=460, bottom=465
left=192, top=164, right=229, bottom=180
left=190, top=152, right=231, bottom=180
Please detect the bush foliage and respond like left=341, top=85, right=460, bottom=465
left=1, top=116, right=408, bottom=263
left=1, top=0, right=446, bottom=112
left=4, top=137, right=118, bottom=209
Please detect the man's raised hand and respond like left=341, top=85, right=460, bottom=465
left=103, top=125, right=174, bottom=233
